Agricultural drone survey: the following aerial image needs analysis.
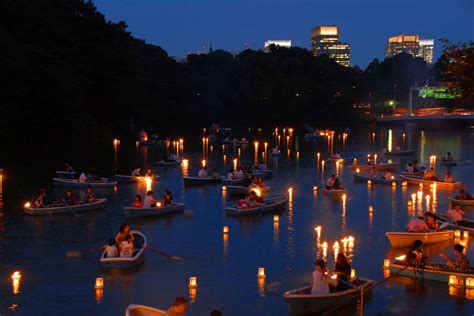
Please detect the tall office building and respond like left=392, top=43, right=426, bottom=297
left=386, top=35, right=434, bottom=64
left=311, top=26, right=350, bottom=67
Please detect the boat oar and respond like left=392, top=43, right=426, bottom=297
left=145, top=246, right=183, bottom=260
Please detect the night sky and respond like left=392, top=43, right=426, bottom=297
left=95, top=0, right=474, bottom=67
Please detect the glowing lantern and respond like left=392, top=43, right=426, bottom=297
left=402, top=181, right=408, bottom=187
left=113, top=139, right=120, bottom=147
left=455, top=230, right=461, bottom=238
left=368, top=206, right=374, bottom=213
left=223, top=226, right=229, bottom=234
left=383, top=259, right=390, bottom=268
left=222, top=185, right=227, bottom=191
left=419, top=183, right=423, bottom=190
left=395, top=255, right=406, bottom=261
left=374, top=154, right=378, bottom=164
left=257, top=267, right=266, bottom=279
left=252, top=188, right=262, bottom=197
left=350, top=269, right=356, bottom=279
left=341, top=194, right=346, bottom=201
left=466, top=288, right=474, bottom=299
left=408, top=200, right=413, bottom=206
left=288, top=187, right=293, bottom=197
left=202, top=160, right=206, bottom=168
left=233, top=159, right=237, bottom=170
left=367, top=180, right=371, bottom=186
left=466, top=278, right=474, bottom=289
left=11, top=271, right=21, bottom=280
left=464, top=231, right=469, bottom=238
left=392, top=182, right=397, bottom=187
left=356, top=168, right=360, bottom=173
left=156, top=201, right=162, bottom=207
left=411, top=193, right=416, bottom=205
left=11, top=271, right=21, bottom=295
left=189, top=277, right=198, bottom=288
left=274, top=215, right=279, bottom=223
left=449, top=275, right=464, bottom=287
left=182, top=159, right=189, bottom=167
left=145, top=176, right=152, bottom=191
left=313, top=185, right=318, bottom=192
left=24, top=202, right=31, bottom=208
left=317, top=152, right=320, bottom=161
left=95, top=277, right=104, bottom=289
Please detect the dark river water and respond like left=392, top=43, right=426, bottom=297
left=1, top=127, right=474, bottom=315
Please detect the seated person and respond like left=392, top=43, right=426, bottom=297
left=227, top=168, right=235, bottom=180
left=334, top=253, right=352, bottom=291
left=405, top=239, right=426, bottom=266
left=444, top=172, right=454, bottom=183
left=237, top=193, right=253, bottom=209
left=244, top=163, right=252, bottom=174
left=163, top=189, right=173, bottom=205
left=103, top=238, right=119, bottom=258
left=332, top=178, right=343, bottom=190
left=455, top=188, right=466, bottom=200
left=211, top=169, right=220, bottom=178
left=198, top=166, right=208, bottom=178
left=439, top=244, right=470, bottom=269
left=311, top=259, right=337, bottom=295
left=406, top=216, right=428, bottom=232
left=424, top=212, right=439, bottom=231
left=79, top=172, right=88, bottom=183
left=233, top=166, right=244, bottom=180
left=413, top=161, right=420, bottom=173
left=424, top=168, right=438, bottom=181
left=250, top=191, right=264, bottom=205
left=165, top=297, right=188, bottom=316
left=325, top=175, right=336, bottom=189
left=132, top=195, right=143, bottom=207
left=119, top=234, right=135, bottom=258
left=131, top=168, right=141, bottom=176
left=258, top=161, right=267, bottom=172
left=34, top=189, right=48, bottom=208
left=64, top=190, right=77, bottom=206
left=85, top=187, right=97, bottom=203
left=115, top=223, right=134, bottom=244
left=444, top=152, right=454, bottom=162
left=405, top=163, right=414, bottom=173
left=446, top=205, right=465, bottom=222
left=143, top=191, right=156, bottom=207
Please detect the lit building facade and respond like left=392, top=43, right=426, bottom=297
left=386, top=35, right=434, bottom=64
left=311, top=26, right=350, bottom=67
left=263, top=40, right=292, bottom=52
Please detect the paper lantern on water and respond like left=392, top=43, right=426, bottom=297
left=189, top=277, right=198, bottom=289
left=257, top=267, right=266, bottom=279
left=95, top=277, right=104, bottom=289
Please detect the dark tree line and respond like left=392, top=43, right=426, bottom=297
left=0, top=0, right=470, bottom=151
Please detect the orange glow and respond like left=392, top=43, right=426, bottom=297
left=202, top=160, right=206, bottom=168
left=24, top=202, right=30, bottom=208
left=95, top=277, right=104, bottom=289
left=189, top=276, right=198, bottom=288
left=257, top=267, right=266, bottom=279
left=223, top=226, right=229, bottom=234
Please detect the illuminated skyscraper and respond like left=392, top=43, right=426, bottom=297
left=311, top=26, right=350, bottom=67
left=386, top=35, right=434, bottom=64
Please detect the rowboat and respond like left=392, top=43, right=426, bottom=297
left=100, top=230, right=147, bottom=268
left=221, top=139, right=248, bottom=145
left=399, top=175, right=462, bottom=189
left=246, top=171, right=273, bottom=179
left=221, top=178, right=244, bottom=186
left=270, top=151, right=282, bottom=157
left=441, top=160, right=458, bottom=167
left=322, top=187, right=346, bottom=196
left=225, top=185, right=270, bottom=196
left=55, top=171, right=76, bottom=179
left=156, top=159, right=182, bottom=167
left=123, top=203, right=185, bottom=218
left=325, top=157, right=345, bottom=164
left=435, top=214, right=474, bottom=231
left=52, top=178, right=117, bottom=189
left=384, top=149, right=415, bottom=156
left=283, top=278, right=374, bottom=316
left=348, top=162, right=398, bottom=172
left=449, top=197, right=474, bottom=206
left=352, top=172, right=397, bottom=184
left=225, top=196, right=288, bottom=216
left=385, top=230, right=454, bottom=248
left=24, top=198, right=107, bottom=215
left=385, top=260, right=474, bottom=283
left=125, top=304, right=166, bottom=316
left=115, top=175, right=158, bottom=183
left=400, top=170, right=425, bottom=177
left=183, top=176, right=221, bottom=186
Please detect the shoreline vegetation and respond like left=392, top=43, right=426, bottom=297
left=1, top=0, right=472, bottom=153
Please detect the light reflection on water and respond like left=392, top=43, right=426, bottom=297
left=1, top=127, right=474, bottom=315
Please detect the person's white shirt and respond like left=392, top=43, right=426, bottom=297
left=78, top=173, right=87, bottom=183
left=169, top=154, right=178, bottom=161
left=198, top=168, right=208, bottom=178
left=227, top=172, right=234, bottom=180
left=119, top=241, right=134, bottom=258
left=234, top=169, right=244, bottom=180
left=131, top=168, right=141, bottom=176
left=272, top=148, right=279, bottom=154
left=143, top=195, right=154, bottom=208
left=406, top=165, right=414, bottom=173
left=104, top=245, right=118, bottom=258
left=311, top=270, right=330, bottom=295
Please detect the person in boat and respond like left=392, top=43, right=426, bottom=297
left=332, top=152, right=342, bottom=160
left=237, top=193, right=253, bottom=209
left=34, top=189, right=48, bottom=208
left=250, top=190, right=264, bottom=205
left=115, top=223, right=135, bottom=244
left=444, top=152, right=454, bottom=162
left=334, top=253, right=352, bottom=291
left=119, top=233, right=135, bottom=258
left=103, top=238, right=118, bottom=258
left=65, top=163, right=74, bottom=172
left=233, top=166, right=244, bottom=180
left=145, top=169, right=153, bottom=177
left=163, top=189, right=173, bottom=205
left=367, top=155, right=375, bottom=165
left=244, top=163, right=252, bottom=174
left=131, top=168, right=141, bottom=177
left=311, top=259, right=337, bottom=295
left=406, top=216, right=428, bottom=232
left=242, top=174, right=252, bottom=187
left=405, top=239, right=426, bottom=266
left=446, top=204, right=465, bottom=222
left=63, top=190, right=77, bottom=206
left=143, top=191, right=157, bottom=208
left=439, top=244, right=470, bottom=269
left=85, top=187, right=97, bottom=203
left=455, top=188, right=473, bottom=200
left=165, top=297, right=188, bottom=316
left=78, top=172, right=88, bottom=183
left=198, top=166, right=208, bottom=178
left=211, top=169, right=220, bottom=178
left=132, top=195, right=143, bottom=207
left=381, top=169, right=394, bottom=180
left=424, top=212, right=439, bottom=231
left=444, top=172, right=454, bottom=183
left=405, top=163, right=414, bottom=173
left=332, top=177, right=343, bottom=190
left=271, top=146, right=280, bottom=154
left=424, top=167, right=438, bottom=181
left=258, top=161, right=267, bottom=172
left=169, top=153, right=178, bottom=161
left=326, top=175, right=336, bottom=190
left=413, top=160, right=420, bottom=173
left=227, top=168, right=235, bottom=180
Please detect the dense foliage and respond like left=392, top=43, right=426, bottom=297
left=1, top=0, right=469, bottom=149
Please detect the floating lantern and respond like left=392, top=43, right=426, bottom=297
left=182, top=159, right=189, bottom=167
left=314, top=226, right=322, bottom=235
left=313, top=185, right=318, bottom=192
left=402, top=181, right=408, bottom=187
left=455, top=230, right=461, bottom=238
left=233, top=159, right=237, bottom=170
left=202, top=160, right=206, bottom=168
left=392, top=181, right=397, bottom=188
left=11, top=271, right=21, bottom=295
left=449, top=275, right=464, bottom=287
left=114, top=185, right=118, bottom=192
left=368, top=206, right=374, bottom=213
left=95, top=277, right=104, bottom=289
left=189, top=277, right=198, bottom=289
left=222, top=185, right=227, bottom=191
left=274, top=215, right=279, bottom=223
left=466, top=288, right=474, bottom=299
left=257, top=267, right=266, bottom=279
left=407, top=200, right=413, bottom=206
left=145, top=176, right=152, bottom=191
left=11, top=271, right=21, bottom=281
left=466, top=278, right=474, bottom=289
left=288, top=187, right=293, bottom=197
left=24, top=202, right=30, bottom=208
left=252, top=188, right=262, bottom=197
left=322, top=241, right=328, bottom=249
left=383, top=259, right=390, bottom=268
left=156, top=201, right=162, bottom=207
left=317, top=152, right=320, bottom=161
left=411, top=193, right=416, bottom=204
left=374, top=154, right=378, bottom=164
left=135, top=140, right=140, bottom=148
left=367, top=180, right=371, bottom=186
left=113, top=139, right=120, bottom=147
left=223, top=226, right=229, bottom=234
left=464, top=231, right=470, bottom=238
left=356, top=168, right=360, bottom=173
left=341, top=194, right=346, bottom=201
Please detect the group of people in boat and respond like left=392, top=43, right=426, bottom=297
left=131, top=190, right=173, bottom=208
left=33, top=187, right=97, bottom=208
left=103, top=223, right=136, bottom=258
left=310, top=253, right=354, bottom=295
left=454, top=188, right=473, bottom=200
left=406, top=212, right=440, bottom=232
left=162, top=153, right=179, bottom=163
left=237, top=191, right=265, bottom=209
left=423, top=167, right=455, bottom=183
left=403, top=239, right=470, bottom=270
left=162, top=296, right=223, bottom=316
left=78, top=172, right=109, bottom=183
left=197, top=166, right=220, bottom=178
left=325, top=174, right=344, bottom=190
left=131, top=167, right=154, bottom=177
left=405, top=160, right=421, bottom=174
left=226, top=162, right=268, bottom=180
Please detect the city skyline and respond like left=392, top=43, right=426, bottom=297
left=94, top=0, right=473, bottom=67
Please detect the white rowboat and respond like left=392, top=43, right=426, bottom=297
left=399, top=175, right=462, bottom=189
left=225, top=196, right=287, bottom=216
left=24, top=199, right=107, bottom=215
left=385, top=230, right=454, bottom=248
left=125, top=305, right=166, bottom=316
left=100, top=230, right=146, bottom=268
left=225, top=185, right=270, bottom=196
left=52, top=178, right=117, bottom=188
left=352, top=172, right=397, bottom=184
left=386, top=261, right=474, bottom=283
left=322, top=187, right=346, bottom=196
left=124, top=203, right=185, bottom=219
left=449, top=197, right=474, bottom=206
